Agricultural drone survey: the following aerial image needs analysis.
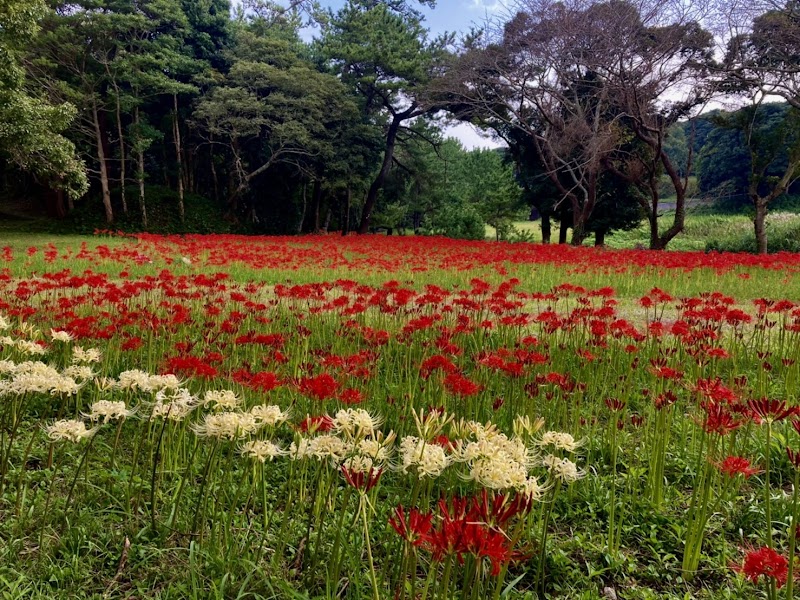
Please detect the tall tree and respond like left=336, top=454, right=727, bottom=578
left=320, top=0, right=449, bottom=233
left=29, top=0, right=199, bottom=224
left=0, top=0, right=87, bottom=202
left=721, top=1, right=800, bottom=252
left=438, top=0, right=712, bottom=247
left=192, top=22, right=359, bottom=221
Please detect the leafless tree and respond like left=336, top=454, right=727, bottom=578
left=437, top=0, right=714, bottom=248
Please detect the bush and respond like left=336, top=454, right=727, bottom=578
left=705, top=212, right=800, bottom=253
left=57, top=186, right=233, bottom=235
left=420, top=202, right=486, bottom=240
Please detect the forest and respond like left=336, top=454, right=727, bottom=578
left=2, top=0, right=800, bottom=253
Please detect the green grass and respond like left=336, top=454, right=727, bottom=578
left=0, top=234, right=798, bottom=599
left=486, top=211, right=762, bottom=251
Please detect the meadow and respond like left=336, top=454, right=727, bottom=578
left=2, top=232, right=800, bottom=599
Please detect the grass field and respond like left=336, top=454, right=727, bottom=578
left=1, top=233, right=800, bottom=599
left=485, top=212, right=762, bottom=251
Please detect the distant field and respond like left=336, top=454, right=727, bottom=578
left=486, top=211, right=766, bottom=251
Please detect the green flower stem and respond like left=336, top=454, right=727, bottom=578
left=361, top=496, right=380, bottom=600
left=787, top=466, right=799, bottom=600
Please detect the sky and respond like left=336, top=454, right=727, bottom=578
left=308, top=0, right=510, bottom=149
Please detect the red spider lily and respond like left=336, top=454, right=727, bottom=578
left=231, top=369, right=282, bottom=392
left=787, top=448, right=800, bottom=469
left=701, top=402, right=742, bottom=435
left=340, top=466, right=382, bottom=492
left=443, top=373, right=482, bottom=397
left=605, top=398, right=626, bottom=412
left=296, top=415, right=334, bottom=434
left=419, top=354, right=458, bottom=379
left=654, top=391, right=678, bottom=410
left=432, top=434, right=455, bottom=451
left=542, top=372, right=576, bottom=392
left=736, top=546, right=788, bottom=588
left=337, top=388, right=364, bottom=405
left=469, top=490, right=534, bottom=530
left=714, top=456, right=762, bottom=479
left=165, top=356, right=218, bottom=378
left=420, top=495, right=528, bottom=576
left=648, top=360, right=683, bottom=381
left=297, top=373, right=339, bottom=401
left=693, top=378, right=737, bottom=404
left=748, top=398, right=800, bottom=423
left=388, top=506, right=433, bottom=546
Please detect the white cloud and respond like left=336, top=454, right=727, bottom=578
left=467, top=0, right=508, bottom=13
left=443, top=122, right=505, bottom=150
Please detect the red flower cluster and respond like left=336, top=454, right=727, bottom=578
left=389, top=492, right=532, bottom=576
left=737, top=546, right=788, bottom=588
left=714, top=456, right=761, bottom=479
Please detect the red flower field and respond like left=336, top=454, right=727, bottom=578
left=1, top=233, right=800, bottom=599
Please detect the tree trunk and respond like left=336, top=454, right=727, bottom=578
left=92, top=100, right=114, bottom=224
left=342, top=186, right=351, bottom=236
left=311, top=179, right=321, bottom=232
left=210, top=143, right=219, bottom=203
left=138, top=148, right=147, bottom=229
left=646, top=173, right=660, bottom=249
left=322, top=206, right=332, bottom=233
left=186, top=147, right=195, bottom=193
left=359, top=115, right=402, bottom=234
left=173, top=94, right=185, bottom=222
left=571, top=223, right=587, bottom=246
left=134, top=107, right=147, bottom=229
left=559, top=216, right=569, bottom=244
left=297, top=182, right=307, bottom=234
left=302, top=180, right=322, bottom=233
left=754, top=199, right=768, bottom=254
left=648, top=212, right=659, bottom=250
left=651, top=147, right=686, bottom=249
left=595, top=229, right=606, bottom=247
left=541, top=213, right=551, bottom=244
left=571, top=176, right=596, bottom=246
left=113, top=88, right=127, bottom=214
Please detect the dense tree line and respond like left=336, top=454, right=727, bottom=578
left=1, top=0, right=800, bottom=251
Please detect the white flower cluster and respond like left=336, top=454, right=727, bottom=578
left=240, top=439, right=286, bottom=462
left=399, top=436, right=450, bottom=478
left=72, top=347, right=102, bottom=364
left=193, top=411, right=260, bottom=439
left=193, top=404, right=289, bottom=439
left=117, top=370, right=181, bottom=392
left=286, top=409, right=393, bottom=474
left=0, top=337, right=47, bottom=356
left=46, top=419, right=98, bottom=443
left=250, top=404, right=289, bottom=427
left=290, top=435, right=351, bottom=461
left=0, top=361, right=81, bottom=396
left=83, top=400, right=134, bottom=423
left=539, top=430, right=584, bottom=483
left=50, top=329, right=74, bottom=343
left=203, top=389, right=241, bottom=411
left=456, top=423, right=535, bottom=492
left=542, top=454, right=584, bottom=483
left=538, top=431, right=582, bottom=452
left=151, top=388, right=198, bottom=421
left=333, top=408, right=383, bottom=438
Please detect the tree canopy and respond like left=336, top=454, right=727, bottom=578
left=1, top=0, right=799, bottom=252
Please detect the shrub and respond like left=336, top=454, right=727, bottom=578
left=706, top=212, right=800, bottom=253
left=57, top=186, right=232, bottom=234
